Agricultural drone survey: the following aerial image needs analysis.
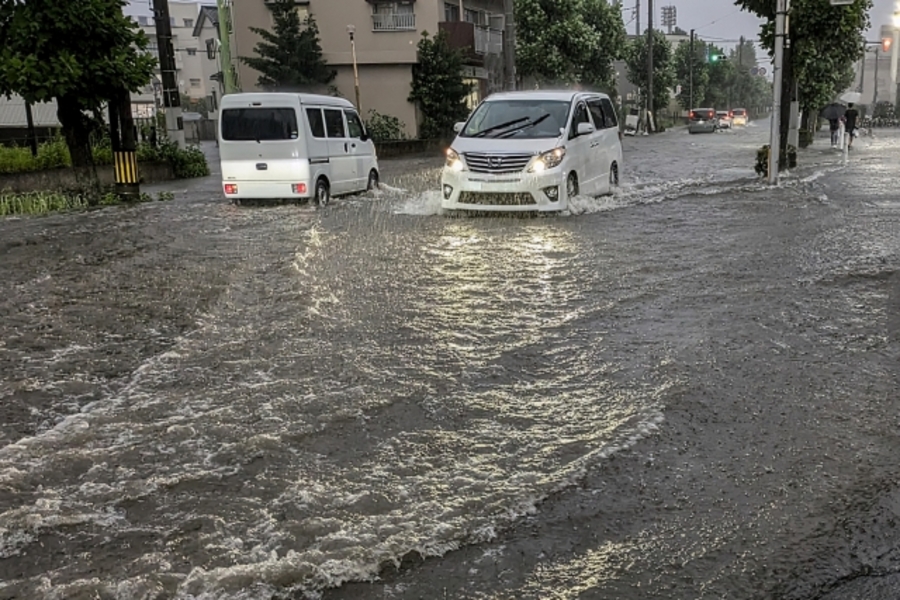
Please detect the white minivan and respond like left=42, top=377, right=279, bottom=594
left=218, top=93, right=379, bottom=205
left=441, top=91, right=623, bottom=212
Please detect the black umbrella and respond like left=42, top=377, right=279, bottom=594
left=821, top=103, right=846, bottom=120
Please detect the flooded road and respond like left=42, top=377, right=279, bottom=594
left=1, top=124, right=898, bottom=599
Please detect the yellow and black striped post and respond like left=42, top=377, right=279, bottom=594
left=114, top=150, right=140, bottom=199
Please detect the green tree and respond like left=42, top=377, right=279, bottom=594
left=580, top=0, right=628, bottom=91
left=736, top=0, right=871, bottom=162
left=625, top=30, right=677, bottom=115
left=515, top=0, right=597, bottom=84
left=673, top=39, right=709, bottom=110
left=408, top=30, right=471, bottom=140
left=0, top=0, right=156, bottom=192
left=240, top=0, right=335, bottom=91
left=704, top=44, right=737, bottom=108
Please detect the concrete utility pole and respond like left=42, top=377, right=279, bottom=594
left=108, top=87, right=140, bottom=201
left=874, top=46, right=881, bottom=104
left=347, top=26, right=362, bottom=111
left=689, top=29, right=694, bottom=111
left=636, top=0, right=640, bottom=36
left=216, top=0, right=237, bottom=94
left=152, top=0, right=185, bottom=148
left=768, top=0, right=788, bottom=184
left=646, top=0, right=654, bottom=132
left=503, top=0, right=516, bottom=90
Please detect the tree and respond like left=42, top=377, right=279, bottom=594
left=515, top=0, right=595, bottom=85
left=625, top=30, right=677, bottom=115
left=704, top=44, right=737, bottom=108
left=580, top=0, right=628, bottom=92
left=673, top=39, right=709, bottom=110
left=408, top=30, right=471, bottom=140
left=0, top=0, right=156, bottom=192
left=735, top=0, right=871, bottom=163
left=240, top=0, right=335, bottom=91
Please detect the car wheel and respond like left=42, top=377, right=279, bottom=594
left=609, top=163, right=619, bottom=189
left=314, top=178, right=330, bottom=207
left=566, top=172, right=579, bottom=198
left=366, top=169, right=380, bottom=192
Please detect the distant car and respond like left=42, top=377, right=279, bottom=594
left=688, top=108, right=717, bottom=134
left=731, top=108, right=748, bottom=126
left=716, top=110, right=732, bottom=129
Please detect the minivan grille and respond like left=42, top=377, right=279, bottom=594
left=464, top=152, right=533, bottom=174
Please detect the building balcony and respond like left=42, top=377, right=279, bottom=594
left=372, top=12, right=416, bottom=32
left=438, top=21, right=503, bottom=62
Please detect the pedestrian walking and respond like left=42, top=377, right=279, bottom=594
left=845, top=103, right=859, bottom=149
left=829, top=117, right=841, bottom=147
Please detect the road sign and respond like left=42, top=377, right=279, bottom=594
left=750, top=67, right=759, bottom=76
left=758, top=67, right=767, bottom=76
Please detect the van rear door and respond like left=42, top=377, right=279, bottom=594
left=220, top=104, right=303, bottom=182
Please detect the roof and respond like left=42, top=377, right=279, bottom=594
left=0, top=96, right=60, bottom=127
left=484, top=90, right=610, bottom=102
left=220, top=92, right=354, bottom=108
left=193, top=5, right=219, bottom=38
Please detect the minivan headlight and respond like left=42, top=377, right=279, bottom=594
left=446, top=148, right=465, bottom=171
left=528, top=148, right=566, bottom=173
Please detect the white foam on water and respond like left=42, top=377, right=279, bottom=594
left=392, top=190, right=444, bottom=215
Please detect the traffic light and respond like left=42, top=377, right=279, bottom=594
left=883, top=37, right=892, bottom=53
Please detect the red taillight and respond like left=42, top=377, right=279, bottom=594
left=291, top=183, right=307, bottom=194
left=224, top=184, right=237, bottom=194
left=689, top=111, right=695, bottom=118
left=729, top=111, right=733, bottom=117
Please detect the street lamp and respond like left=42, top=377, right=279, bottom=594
left=347, top=25, right=362, bottom=112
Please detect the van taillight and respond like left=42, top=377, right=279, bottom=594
left=291, top=183, right=307, bottom=194
left=689, top=111, right=695, bottom=118
left=224, top=184, right=238, bottom=194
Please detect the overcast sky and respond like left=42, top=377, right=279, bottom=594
left=628, top=0, right=896, bottom=58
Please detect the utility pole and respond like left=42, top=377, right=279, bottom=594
left=636, top=0, right=640, bottom=36
left=874, top=46, right=881, bottom=104
left=108, top=87, right=140, bottom=201
left=646, top=0, right=654, bottom=132
left=503, top=0, right=516, bottom=90
left=768, top=0, right=788, bottom=184
left=24, top=101, right=38, bottom=157
left=347, top=26, right=362, bottom=111
left=216, top=0, right=237, bottom=94
left=152, top=0, right=185, bottom=148
left=689, top=29, right=694, bottom=111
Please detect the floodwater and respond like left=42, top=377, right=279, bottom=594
left=1, top=123, right=898, bottom=600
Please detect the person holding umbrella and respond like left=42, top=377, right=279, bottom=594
left=821, top=102, right=846, bottom=148
left=845, top=103, right=859, bottom=149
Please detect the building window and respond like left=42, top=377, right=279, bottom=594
left=186, top=48, right=197, bottom=56
left=184, top=18, right=194, bottom=28
left=138, top=16, right=149, bottom=26
left=190, top=78, right=201, bottom=87
left=444, top=2, right=459, bottom=21
left=372, top=1, right=416, bottom=31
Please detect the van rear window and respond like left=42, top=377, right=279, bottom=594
left=221, top=108, right=299, bottom=141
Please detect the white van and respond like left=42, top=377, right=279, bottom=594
left=441, top=91, right=623, bottom=212
left=218, top=93, right=379, bottom=205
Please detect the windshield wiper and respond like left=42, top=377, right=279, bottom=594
left=496, top=114, right=552, bottom=138
left=471, top=116, right=531, bottom=138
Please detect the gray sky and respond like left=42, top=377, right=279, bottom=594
left=626, top=0, right=897, bottom=59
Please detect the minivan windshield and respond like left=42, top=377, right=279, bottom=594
left=222, top=107, right=299, bottom=141
left=461, top=100, right=570, bottom=139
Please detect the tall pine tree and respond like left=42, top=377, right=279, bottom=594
left=241, top=0, right=335, bottom=91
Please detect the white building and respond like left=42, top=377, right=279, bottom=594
left=850, top=24, right=898, bottom=107
left=124, top=0, right=213, bottom=117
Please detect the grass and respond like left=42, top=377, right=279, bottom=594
left=0, top=189, right=175, bottom=217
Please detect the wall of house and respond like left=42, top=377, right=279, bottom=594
left=332, top=64, right=419, bottom=138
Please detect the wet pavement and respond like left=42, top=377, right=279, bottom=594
left=0, top=123, right=898, bottom=600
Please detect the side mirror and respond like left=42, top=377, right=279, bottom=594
left=577, top=122, right=596, bottom=136
left=360, top=130, right=370, bottom=142
left=453, top=122, right=465, bottom=133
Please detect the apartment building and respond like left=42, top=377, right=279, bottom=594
left=229, top=0, right=508, bottom=137
left=850, top=24, right=899, bottom=107
left=125, top=0, right=214, bottom=117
